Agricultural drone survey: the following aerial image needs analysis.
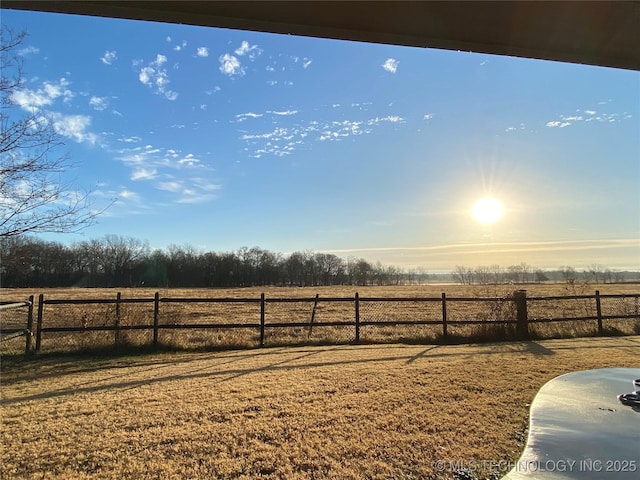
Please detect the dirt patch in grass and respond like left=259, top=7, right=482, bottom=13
left=2, top=336, right=639, bottom=479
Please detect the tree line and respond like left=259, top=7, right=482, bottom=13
left=451, top=263, right=628, bottom=285
left=1, top=235, right=635, bottom=289
left=0, top=235, right=423, bottom=288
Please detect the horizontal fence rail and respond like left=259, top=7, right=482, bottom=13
left=2, top=290, right=638, bottom=356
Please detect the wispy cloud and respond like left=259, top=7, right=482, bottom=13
left=35, top=110, right=97, bottom=145
left=114, top=143, right=220, bottom=204
left=268, top=110, right=299, bottom=116
left=157, top=178, right=221, bottom=204
left=136, top=54, right=178, bottom=100
left=89, top=96, right=108, bottom=111
left=505, top=122, right=526, bottom=132
left=236, top=112, right=264, bottom=122
left=101, top=50, right=117, bottom=65
left=218, top=41, right=262, bottom=77
left=219, top=53, right=244, bottom=77
left=546, top=108, right=632, bottom=128
left=18, top=45, right=39, bottom=56
left=118, top=135, right=142, bottom=144
left=238, top=107, right=407, bottom=157
left=196, top=47, right=209, bottom=58
left=324, top=239, right=640, bottom=270
left=174, top=40, right=187, bottom=51
left=235, top=40, right=262, bottom=60
left=546, top=120, right=571, bottom=128
left=177, top=154, right=200, bottom=166
left=382, top=58, right=399, bottom=73
left=118, top=189, right=142, bottom=202
left=10, top=78, right=73, bottom=110
left=131, top=167, right=157, bottom=181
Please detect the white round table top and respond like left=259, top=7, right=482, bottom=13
left=504, top=367, right=640, bottom=479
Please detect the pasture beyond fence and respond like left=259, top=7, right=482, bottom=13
left=1, top=290, right=639, bottom=356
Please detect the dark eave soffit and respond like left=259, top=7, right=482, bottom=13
left=2, top=1, right=639, bottom=71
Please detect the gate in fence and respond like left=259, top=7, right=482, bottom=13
left=0, top=297, right=34, bottom=356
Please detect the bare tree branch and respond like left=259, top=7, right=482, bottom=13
left=1, top=26, right=108, bottom=237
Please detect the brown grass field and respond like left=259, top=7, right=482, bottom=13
left=1, top=336, right=639, bottom=479
left=2, top=283, right=639, bottom=356
left=4, top=282, right=640, bottom=301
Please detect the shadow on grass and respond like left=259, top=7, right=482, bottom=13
left=3, top=336, right=638, bottom=408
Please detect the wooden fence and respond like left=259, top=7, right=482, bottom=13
left=4, top=290, right=639, bottom=356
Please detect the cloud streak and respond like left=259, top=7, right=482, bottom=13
left=324, top=239, right=640, bottom=270
left=546, top=108, right=632, bottom=128
left=238, top=106, right=407, bottom=157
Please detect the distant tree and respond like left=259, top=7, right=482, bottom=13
left=315, top=253, right=344, bottom=286
left=560, top=266, right=577, bottom=283
left=349, top=258, right=372, bottom=286
left=474, top=265, right=492, bottom=285
left=0, top=27, right=106, bottom=237
left=587, top=263, right=605, bottom=283
left=452, top=265, right=474, bottom=285
left=489, top=264, right=504, bottom=284
left=97, top=235, right=149, bottom=286
left=285, top=251, right=307, bottom=286
left=507, top=263, right=532, bottom=284
left=534, top=269, right=549, bottom=283
left=613, top=270, right=624, bottom=283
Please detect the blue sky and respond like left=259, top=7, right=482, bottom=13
left=3, top=9, right=640, bottom=272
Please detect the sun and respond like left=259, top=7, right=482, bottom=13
left=471, top=197, right=504, bottom=224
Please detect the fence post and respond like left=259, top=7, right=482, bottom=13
left=25, top=295, right=34, bottom=355
left=260, top=293, right=265, bottom=347
left=355, top=292, right=360, bottom=343
left=308, top=293, right=319, bottom=338
left=115, top=291, right=122, bottom=346
left=441, top=292, right=448, bottom=338
left=153, top=292, right=160, bottom=346
left=595, top=290, right=603, bottom=334
left=35, top=294, right=44, bottom=352
left=514, top=290, right=529, bottom=340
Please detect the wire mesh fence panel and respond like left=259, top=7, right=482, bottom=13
left=528, top=319, right=600, bottom=339
left=42, top=302, right=117, bottom=329
left=1, top=303, right=30, bottom=357
left=359, top=299, right=442, bottom=343
left=0, top=332, right=29, bottom=358
left=39, top=330, right=117, bottom=354
left=527, top=297, right=596, bottom=321
left=445, top=298, right=518, bottom=340
left=600, top=295, right=640, bottom=335
left=601, top=295, right=640, bottom=319
left=38, top=300, right=155, bottom=353
left=264, top=299, right=355, bottom=346
left=1, top=301, right=32, bottom=358
left=116, top=301, right=156, bottom=347
left=527, top=297, right=599, bottom=339
left=159, top=300, right=260, bottom=325
left=157, top=300, right=261, bottom=349
left=158, top=327, right=261, bottom=350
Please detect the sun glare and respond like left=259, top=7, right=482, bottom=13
left=471, top=197, right=505, bottom=224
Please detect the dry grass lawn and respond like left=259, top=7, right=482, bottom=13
left=2, top=336, right=639, bottom=479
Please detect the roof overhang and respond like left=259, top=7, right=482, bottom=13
left=2, top=1, right=639, bottom=71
